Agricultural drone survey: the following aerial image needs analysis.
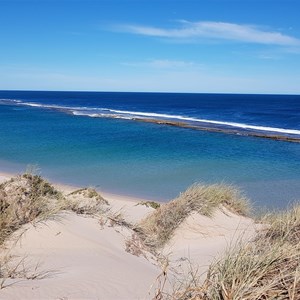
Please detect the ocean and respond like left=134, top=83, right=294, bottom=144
left=0, top=90, right=299, bottom=210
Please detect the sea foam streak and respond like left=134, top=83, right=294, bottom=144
left=1, top=98, right=300, bottom=136
left=107, top=109, right=300, bottom=135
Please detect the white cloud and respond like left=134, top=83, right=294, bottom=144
left=118, top=21, right=300, bottom=46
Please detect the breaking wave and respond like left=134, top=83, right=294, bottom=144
left=1, top=98, right=300, bottom=137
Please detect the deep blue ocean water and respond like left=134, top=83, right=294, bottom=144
left=0, top=90, right=300, bottom=210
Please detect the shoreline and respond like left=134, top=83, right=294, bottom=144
left=0, top=170, right=159, bottom=205
left=1, top=163, right=297, bottom=299
left=0, top=168, right=260, bottom=299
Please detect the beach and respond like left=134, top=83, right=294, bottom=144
left=0, top=171, right=258, bottom=299
left=1, top=0, right=300, bottom=297
left=0, top=92, right=299, bottom=299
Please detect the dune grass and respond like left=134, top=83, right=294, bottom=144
left=0, top=173, right=65, bottom=286
left=0, top=175, right=110, bottom=246
left=136, top=201, right=161, bottom=210
left=0, top=174, right=114, bottom=288
left=168, top=203, right=300, bottom=300
left=259, top=204, right=300, bottom=245
left=1, top=174, right=298, bottom=299
left=134, top=183, right=250, bottom=251
left=0, top=173, right=64, bottom=245
left=65, top=187, right=109, bottom=215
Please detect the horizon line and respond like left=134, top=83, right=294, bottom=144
left=0, top=89, right=299, bottom=96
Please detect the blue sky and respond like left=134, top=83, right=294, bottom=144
left=1, top=0, right=300, bottom=94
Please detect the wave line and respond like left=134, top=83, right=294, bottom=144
left=1, top=98, right=300, bottom=136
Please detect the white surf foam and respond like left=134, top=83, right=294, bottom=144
left=108, top=109, right=300, bottom=135
left=2, top=99, right=300, bottom=136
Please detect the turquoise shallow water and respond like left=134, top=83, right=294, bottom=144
left=0, top=91, right=300, bottom=210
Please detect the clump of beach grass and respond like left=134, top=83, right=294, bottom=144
left=0, top=174, right=112, bottom=245
left=0, top=173, right=64, bottom=245
left=134, top=183, right=250, bottom=251
left=136, top=201, right=161, bottom=210
left=166, top=203, right=300, bottom=300
left=64, top=187, right=109, bottom=215
left=259, top=204, right=300, bottom=245
left=0, top=172, right=65, bottom=287
left=0, top=174, right=118, bottom=289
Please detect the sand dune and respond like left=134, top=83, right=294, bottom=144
left=0, top=172, right=258, bottom=299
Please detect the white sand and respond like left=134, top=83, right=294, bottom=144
left=1, top=212, right=160, bottom=300
left=0, top=171, right=258, bottom=299
left=164, top=209, right=258, bottom=283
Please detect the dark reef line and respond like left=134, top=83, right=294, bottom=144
left=131, top=117, right=300, bottom=143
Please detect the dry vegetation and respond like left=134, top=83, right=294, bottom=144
left=1, top=174, right=299, bottom=299
left=136, top=201, right=161, bottom=210
left=134, top=184, right=299, bottom=299
left=0, top=173, right=65, bottom=287
left=0, top=173, right=64, bottom=245
left=64, top=187, right=109, bottom=215
left=0, top=174, right=111, bottom=245
left=167, top=204, right=300, bottom=300
left=0, top=173, right=113, bottom=287
left=134, top=183, right=250, bottom=250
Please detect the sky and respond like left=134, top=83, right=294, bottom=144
left=0, top=0, right=300, bottom=94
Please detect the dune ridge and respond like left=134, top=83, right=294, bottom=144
left=0, top=172, right=298, bottom=299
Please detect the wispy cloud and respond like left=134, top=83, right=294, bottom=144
left=122, top=59, right=198, bottom=69
left=117, top=20, right=300, bottom=46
